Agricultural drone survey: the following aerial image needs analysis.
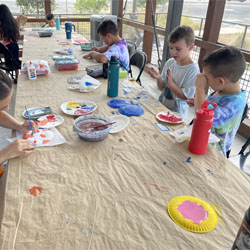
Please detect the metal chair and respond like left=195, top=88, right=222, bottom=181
left=129, top=50, right=147, bottom=85
left=126, top=41, right=137, bottom=57
left=0, top=43, right=21, bottom=82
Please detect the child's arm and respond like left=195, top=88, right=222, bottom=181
left=92, top=45, right=109, bottom=53
left=0, top=111, right=39, bottom=133
left=194, top=73, right=208, bottom=111
left=83, top=51, right=108, bottom=63
left=166, top=69, right=187, bottom=99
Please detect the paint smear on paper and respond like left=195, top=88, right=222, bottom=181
left=23, top=133, right=34, bottom=139
left=177, top=200, right=208, bottom=224
left=29, top=186, right=43, bottom=196
left=40, top=134, right=46, bottom=138
left=42, top=140, right=50, bottom=144
left=158, top=112, right=182, bottom=122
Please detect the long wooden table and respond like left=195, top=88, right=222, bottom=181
left=0, top=29, right=249, bottom=250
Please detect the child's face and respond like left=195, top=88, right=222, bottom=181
left=100, top=34, right=112, bottom=46
left=169, top=39, right=193, bottom=64
left=0, top=89, right=12, bottom=111
left=203, top=66, right=222, bottom=91
left=47, top=18, right=56, bottom=27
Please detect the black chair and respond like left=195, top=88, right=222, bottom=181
left=129, top=50, right=147, bottom=85
left=126, top=41, right=137, bottom=57
left=0, top=43, right=21, bottom=82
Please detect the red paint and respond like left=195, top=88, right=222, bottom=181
left=42, top=140, right=50, bottom=144
left=39, top=119, right=49, bottom=126
left=29, top=186, right=43, bottom=196
left=158, top=112, right=182, bottom=122
left=74, top=109, right=88, bottom=115
left=22, top=133, right=34, bottom=139
left=46, top=115, right=57, bottom=122
left=40, top=134, right=46, bottom=138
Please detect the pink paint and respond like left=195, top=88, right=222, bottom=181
left=177, top=200, right=208, bottom=224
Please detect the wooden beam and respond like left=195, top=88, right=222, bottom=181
left=44, top=0, right=51, bottom=15
left=198, top=0, right=226, bottom=70
left=142, top=0, right=156, bottom=63
left=118, top=0, right=123, bottom=37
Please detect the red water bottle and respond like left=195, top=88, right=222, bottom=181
left=188, top=100, right=217, bottom=154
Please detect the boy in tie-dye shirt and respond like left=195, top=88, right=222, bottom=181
left=83, top=20, right=129, bottom=71
left=189, top=46, right=246, bottom=156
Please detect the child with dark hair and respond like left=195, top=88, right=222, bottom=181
left=0, top=4, right=20, bottom=81
left=0, top=70, right=39, bottom=165
left=43, top=13, right=56, bottom=28
left=83, top=19, right=129, bottom=71
left=188, top=46, right=247, bottom=156
left=149, top=25, right=200, bottom=120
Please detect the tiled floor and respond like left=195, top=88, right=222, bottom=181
left=0, top=72, right=249, bottom=162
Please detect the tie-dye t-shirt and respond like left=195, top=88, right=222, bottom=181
left=104, top=39, right=129, bottom=71
left=207, top=91, right=246, bottom=156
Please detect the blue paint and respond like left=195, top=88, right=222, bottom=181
left=163, top=161, right=167, bottom=165
left=118, top=104, right=144, bottom=116
left=186, top=157, right=191, bottom=163
left=85, top=81, right=93, bottom=86
left=107, top=99, right=130, bottom=109
left=86, top=227, right=93, bottom=234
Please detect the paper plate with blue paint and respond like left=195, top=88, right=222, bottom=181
left=107, top=99, right=130, bottom=109
left=118, top=104, right=144, bottom=116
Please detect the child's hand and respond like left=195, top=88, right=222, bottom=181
left=195, top=73, right=208, bottom=91
left=83, top=52, right=94, bottom=59
left=0, top=139, right=34, bottom=163
left=149, top=67, right=160, bottom=79
left=19, top=120, right=40, bottom=134
left=92, top=46, right=99, bottom=52
left=187, top=98, right=195, bottom=107
left=166, top=69, right=173, bottom=87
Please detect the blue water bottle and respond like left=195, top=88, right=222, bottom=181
left=56, top=16, right=60, bottom=30
left=107, top=56, right=120, bottom=97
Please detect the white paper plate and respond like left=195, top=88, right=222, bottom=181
left=156, top=111, right=183, bottom=124
left=109, top=115, right=130, bottom=133
left=60, top=100, right=97, bottom=116
left=38, top=114, right=64, bottom=129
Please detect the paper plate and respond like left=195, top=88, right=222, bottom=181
left=107, top=99, right=130, bottom=109
left=60, top=100, right=97, bottom=116
left=168, top=196, right=218, bottom=233
left=22, top=129, right=54, bottom=146
left=156, top=111, right=183, bottom=124
left=109, top=115, right=130, bottom=133
left=118, top=104, right=144, bottom=117
left=38, top=114, right=64, bottom=129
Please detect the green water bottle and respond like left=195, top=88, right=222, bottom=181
left=107, top=56, right=120, bottom=97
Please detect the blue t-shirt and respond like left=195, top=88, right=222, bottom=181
left=207, top=91, right=246, bottom=156
left=104, top=39, right=129, bottom=71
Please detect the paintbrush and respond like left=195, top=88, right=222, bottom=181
left=25, top=106, right=34, bottom=135
left=86, top=122, right=116, bottom=131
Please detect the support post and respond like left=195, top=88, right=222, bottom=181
left=44, top=0, right=51, bottom=15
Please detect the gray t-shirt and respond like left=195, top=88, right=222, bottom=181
left=159, top=58, right=200, bottom=119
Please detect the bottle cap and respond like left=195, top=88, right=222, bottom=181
left=110, top=56, right=117, bottom=62
left=196, top=100, right=217, bottom=120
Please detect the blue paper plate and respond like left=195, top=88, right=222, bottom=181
left=118, top=104, right=144, bottom=116
left=107, top=99, right=130, bottom=109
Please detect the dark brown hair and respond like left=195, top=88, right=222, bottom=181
left=0, top=70, right=12, bottom=100
left=46, top=13, right=54, bottom=21
left=0, top=4, right=20, bottom=43
left=168, top=25, right=195, bottom=46
left=203, top=46, right=246, bottom=82
left=97, top=20, right=118, bottom=36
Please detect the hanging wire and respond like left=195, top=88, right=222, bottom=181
left=150, top=0, right=162, bottom=70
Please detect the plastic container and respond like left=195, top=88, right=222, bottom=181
left=74, top=114, right=111, bottom=142
left=27, top=61, right=37, bottom=80
left=80, top=42, right=94, bottom=51
left=232, top=207, right=250, bottom=249
left=56, top=16, right=60, bottom=30
left=55, top=58, right=79, bottom=71
left=107, top=56, right=120, bottom=97
left=188, top=101, right=217, bottom=154
left=38, top=30, right=53, bottom=37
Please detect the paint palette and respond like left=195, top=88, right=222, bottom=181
left=22, top=129, right=54, bottom=146
left=61, top=100, right=97, bottom=116
left=38, top=114, right=64, bottom=129
left=156, top=111, right=183, bottom=124
left=109, top=115, right=130, bottom=133
left=168, top=196, right=218, bottom=233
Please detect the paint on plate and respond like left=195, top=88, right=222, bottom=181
left=177, top=200, right=208, bottom=224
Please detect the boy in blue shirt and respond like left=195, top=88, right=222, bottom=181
left=188, top=46, right=247, bottom=156
left=150, top=25, right=200, bottom=120
left=83, top=20, right=129, bottom=71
